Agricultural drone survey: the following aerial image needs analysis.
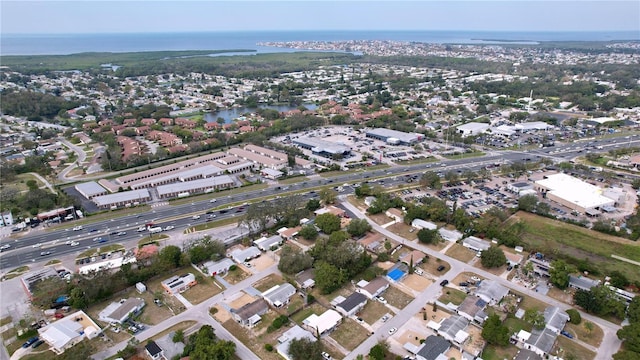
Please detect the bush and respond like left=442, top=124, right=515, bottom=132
left=377, top=252, right=390, bottom=262
left=264, top=343, right=273, bottom=352
left=566, top=309, right=582, bottom=324
left=229, top=264, right=237, bottom=271
left=209, top=307, right=218, bottom=316
left=267, top=315, right=290, bottom=333
left=307, top=294, right=315, bottom=304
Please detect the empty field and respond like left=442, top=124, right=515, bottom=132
left=329, top=318, right=370, bottom=351
left=507, top=211, right=640, bottom=283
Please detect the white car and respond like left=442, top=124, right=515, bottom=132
left=163, top=226, right=175, bottom=231
left=388, top=327, right=397, bottom=335
left=70, top=241, right=80, bottom=247
left=375, top=296, right=388, bottom=304
left=209, top=199, right=217, bottom=203
left=72, top=226, right=83, bottom=231
left=192, top=215, right=201, bottom=220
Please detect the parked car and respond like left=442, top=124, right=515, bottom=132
left=32, top=339, right=45, bottom=348
left=375, top=296, right=388, bottom=304
left=440, top=279, right=449, bottom=286
left=22, top=337, right=39, bottom=348
left=437, top=265, right=446, bottom=272
left=561, top=330, right=574, bottom=339
left=388, top=327, right=397, bottom=335
left=321, top=351, right=332, bottom=360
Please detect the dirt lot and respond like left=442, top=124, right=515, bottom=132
left=385, top=286, right=414, bottom=309
left=445, top=243, right=477, bottom=263
left=402, top=273, right=432, bottom=292
left=222, top=266, right=250, bottom=284
left=419, top=257, right=451, bottom=278
left=252, top=273, right=285, bottom=292
left=369, top=213, right=394, bottom=225
left=228, top=292, right=257, bottom=309
left=212, top=304, right=231, bottom=323
left=387, top=222, right=418, bottom=241
left=553, top=335, right=596, bottom=360
left=247, top=253, right=276, bottom=272
left=359, top=300, right=392, bottom=325
left=565, top=321, right=604, bottom=347
left=182, top=275, right=222, bottom=305
left=329, top=318, right=370, bottom=351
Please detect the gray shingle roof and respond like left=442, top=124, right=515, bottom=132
left=416, top=335, right=450, bottom=360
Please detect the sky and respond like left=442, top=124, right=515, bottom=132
left=1, top=0, right=639, bottom=34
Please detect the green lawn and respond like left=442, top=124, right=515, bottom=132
left=509, top=211, right=640, bottom=283
left=437, top=288, right=467, bottom=306
left=443, top=152, right=486, bottom=159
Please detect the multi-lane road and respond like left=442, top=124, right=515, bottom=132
left=1, top=132, right=638, bottom=270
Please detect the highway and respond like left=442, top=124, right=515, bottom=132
left=1, top=132, right=638, bottom=270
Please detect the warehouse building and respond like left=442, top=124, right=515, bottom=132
left=534, top=173, right=616, bottom=213
left=456, top=122, right=490, bottom=137
left=292, top=137, right=352, bottom=158
left=130, top=164, right=223, bottom=190
left=365, top=128, right=423, bottom=145
left=155, top=175, right=235, bottom=199
left=227, top=147, right=287, bottom=169
left=75, top=181, right=108, bottom=199
left=92, top=189, right=151, bottom=210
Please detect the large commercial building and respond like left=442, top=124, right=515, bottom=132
left=75, top=181, right=108, bottom=199
left=92, top=189, right=151, bottom=210
left=534, top=173, right=616, bottom=213
left=156, top=175, right=235, bottom=199
left=292, top=137, right=352, bottom=158
left=456, top=122, right=490, bottom=137
left=365, top=128, right=423, bottom=145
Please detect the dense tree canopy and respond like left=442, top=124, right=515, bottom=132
left=287, top=337, right=323, bottom=360
left=314, top=213, right=341, bottom=234
left=481, top=314, right=510, bottom=346
left=480, top=246, right=506, bottom=268
left=278, top=245, right=314, bottom=275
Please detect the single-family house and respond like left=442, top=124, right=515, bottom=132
left=335, top=292, right=368, bottom=317
left=431, top=314, right=469, bottom=346
left=262, top=283, right=296, bottom=308
left=161, top=273, right=197, bottom=295
left=462, top=236, right=491, bottom=253
left=456, top=296, right=488, bottom=324
left=475, top=280, right=509, bottom=305
left=254, top=234, right=283, bottom=251
left=38, top=311, right=101, bottom=354
left=356, top=277, right=389, bottom=299
left=229, top=246, right=262, bottom=264
left=543, top=306, right=570, bottom=334
left=400, top=250, right=427, bottom=266
left=438, top=228, right=463, bottom=242
left=505, top=252, right=524, bottom=267
left=98, top=298, right=145, bottom=324
left=203, top=258, right=235, bottom=276
left=314, top=205, right=346, bottom=218
left=357, top=232, right=385, bottom=253
left=411, top=218, right=437, bottom=230
left=145, top=341, right=164, bottom=360
left=277, top=325, right=316, bottom=360
left=303, top=309, right=342, bottom=336
left=568, top=275, right=600, bottom=291
left=385, top=208, right=404, bottom=223
left=414, top=335, right=451, bottom=360
left=513, top=349, right=540, bottom=360
left=280, top=226, right=301, bottom=240
left=231, top=298, right=269, bottom=328
left=523, top=327, right=558, bottom=357
left=295, top=268, right=315, bottom=289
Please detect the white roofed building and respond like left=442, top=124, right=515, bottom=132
left=38, top=310, right=101, bottom=354
left=456, top=122, right=490, bottom=137
left=92, top=189, right=151, bottom=209
left=303, top=309, right=342, bottom=335
left=535, top=173, right=616, bottom=213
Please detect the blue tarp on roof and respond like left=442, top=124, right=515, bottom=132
left=387, top=268, right=405, bottom=281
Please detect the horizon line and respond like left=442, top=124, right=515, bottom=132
left=3, top=29, right=640, bottom=36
